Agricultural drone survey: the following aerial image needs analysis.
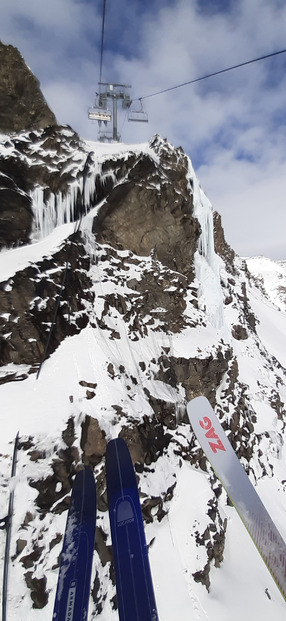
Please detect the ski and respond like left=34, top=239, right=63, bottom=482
left=106, top=438, right=159, bottom=621
left=187, top=396, right=286, bottom=601
left=52, top=467, right=96, bottom=621
left=1, top=432, right=19, bottom=621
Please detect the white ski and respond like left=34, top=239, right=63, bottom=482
left=187, top=396, right=286, bottom=601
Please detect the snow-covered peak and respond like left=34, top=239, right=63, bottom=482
left=246, top=255, right=286, bottom=312
left=0, top=131, right=286, bottom=621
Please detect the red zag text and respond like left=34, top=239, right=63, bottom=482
left=199, top=416, right=226, bottom=453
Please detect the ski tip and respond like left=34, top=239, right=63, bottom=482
left=187, top=396, right=215, bottom=428
left=70, top=468, right=96, bottom=497
left=106, top=437, right=127, bottom=450
left=187, top=395, right=210, bottom=413
left=106, top=438, right=137, bottom=500
left=106, top=437, right=130, bottom=464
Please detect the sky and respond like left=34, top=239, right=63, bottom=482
left=1, top=0, right=286, bottom=260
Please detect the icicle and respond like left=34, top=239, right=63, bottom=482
left=197, top=207, right=216, bottom=268
left=32, top=187, right=45, bottom=237
left=30, top=169, right=115, bottom=241
left=188, top=161, right=224, bottom=330
left=84, top=174, right=95, bottom=209
left=30, top=183, right=79, bottom=239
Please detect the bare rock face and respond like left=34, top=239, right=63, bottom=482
left=81, top=416, right=107, bottom=467
left=0, top=41, right=56, bottom=133
left=94, top=137, right=200, bottom=278
left=213, top=210, right=235, bottom=268
left=0, top=233, right=93, bottom=373
left=0, top=171, right=32, bottom=247
left=0, top=41, right=58, bottom=249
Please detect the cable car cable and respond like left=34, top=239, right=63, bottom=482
left=99, top=0, right=107, bottom=85
left=139, top=48, right=286, bottom=100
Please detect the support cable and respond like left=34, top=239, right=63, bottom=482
left=139, top=48, right=286, bottom=100
left=99, top=0, right=107, bottom=85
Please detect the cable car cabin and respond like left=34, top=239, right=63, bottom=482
left=88, top=107, right=111, bottom=122
left=128, top=109, right=148, bottom=123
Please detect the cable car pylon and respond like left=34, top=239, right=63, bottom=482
left=88, top=82, right=148, bottom=142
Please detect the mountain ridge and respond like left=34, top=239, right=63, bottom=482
left=0, top=46, right=285, bottom=621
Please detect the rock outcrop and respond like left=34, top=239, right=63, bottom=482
left=94, top=137, right=200, bottom=277
left=0, top=41, right=56, bottom=133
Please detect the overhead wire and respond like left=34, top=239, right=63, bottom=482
left=99, top=0, right=107, bottom=85
left=95, top=3, right=286, bottom=110
left=139, top=48, right=286, bottom=101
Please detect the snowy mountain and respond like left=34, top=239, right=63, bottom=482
left=0, top=45, right=286, bottom=621
left=246, top=255, right=286, bottom=313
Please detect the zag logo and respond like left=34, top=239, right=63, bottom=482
left=199, top=416, right=226, bottom=454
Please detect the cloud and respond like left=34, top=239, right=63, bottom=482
left=197, top=155, right=286, bottom=259
left=0, top=0, right=286, bottom=259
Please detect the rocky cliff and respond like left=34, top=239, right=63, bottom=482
left=0, top=50, right=286, bottom=621
left=0, top=41, right=56, bottom=133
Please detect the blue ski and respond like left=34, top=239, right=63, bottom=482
left=1, top=432, right=19, bottom=621
left=106, top=438, right=159, bottom=621
left=52, top=467, right=96, bottom=621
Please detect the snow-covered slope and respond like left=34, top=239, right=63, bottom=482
left=0, top=134, right=285, bottom=621
left=246, top=255, right=286, bottom=312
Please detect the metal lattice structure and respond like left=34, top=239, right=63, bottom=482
left=88, top=83, right=148, bottom=142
